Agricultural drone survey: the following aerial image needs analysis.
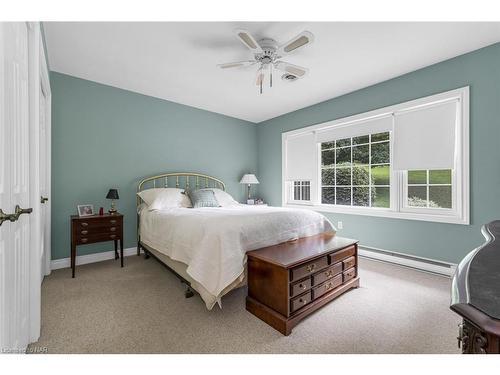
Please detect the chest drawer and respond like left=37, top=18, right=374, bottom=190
left=312, top=274, right=343, bottom=300
left=312, top=262, right=343, bottom=286
left=290, top=277, right=312, bottom=298
left=329, top=245, right=356, bottom=264
left=343, top=267, right=356, bottom=283
left=343, top=256, right=356, bottom=270
left=290, top=256, right=328, bottom=281
left=290, top=291, right=312, bottom=313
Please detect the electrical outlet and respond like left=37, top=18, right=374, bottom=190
left=337, top=221, right=343, bottom=230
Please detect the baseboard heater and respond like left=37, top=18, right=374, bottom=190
left=358, top=246, right=457, bottom=277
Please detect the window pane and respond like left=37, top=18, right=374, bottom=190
left=429, top=186, right=452, bottom=208
left=353, top=135, right=369, bottom=145
left=353, top=144, right=369, bottom=164
left=336, top=187, right=351, bottom=205
left=372, top=187, right=390, bottom=208
left=408, top=186, right=427, bottom=207
left=336, top=147, right=351, bottom=164
left=322, top=150, right=335, bottom=166
left=353, top=187, right=370, bottom=207
left=294, top=185, right=300, bottom=200
left=371, top=132, right=389, bottom=142
left=322, top=187, right=335, bottom=204
left=336, top=167, right=351, bottom=185
left=408, top=170, right=427, bottom=184
left=321, top=141, right=335, bottom=150
left=429, top=169, right=452, bottom=185
left=371, top=142, right=390, bottom=164
left=352, top=165, right=370, bottom=186
left=371, top=165, right=390, bottom=185
left=321, top=168, right=335, bottom=185
left=336, top=138, right=351, bottom=147
left=303, top=185, right=311, bottom=201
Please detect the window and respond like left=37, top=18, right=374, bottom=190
left=282, top=87, right=469, bottom=225
left=320, top=132, right=390, bottom=208
left=291, top=180, right=311, bottom=202
left=406, top=169, right=453, bottom=209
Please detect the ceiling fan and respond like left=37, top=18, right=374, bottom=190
left=217, top=29, right=314, bottom=94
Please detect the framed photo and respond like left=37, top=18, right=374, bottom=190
left=246, top=199, right=255, bottom=205
left=77, top=204, right=94, bottom=217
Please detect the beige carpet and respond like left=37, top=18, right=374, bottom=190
left=30, top=254, right=461, bottom=354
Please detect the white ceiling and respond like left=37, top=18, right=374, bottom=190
left=44, top=22, right=500, bottom=123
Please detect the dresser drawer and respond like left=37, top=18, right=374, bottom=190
left=290, top=291, right=312, bottom=313
left=290, top=256, right=328, bottom=281
left=77, top=225, right=120, bottom=237
left=343, top=256, right=356, bottom=270
left=312, top=262, right=343, bottom=286
left=290, top=277, right=312, bottom=298
left=312, top=274, right=342, bottom=300
left=77, top=232, right=120, bottom=245
left=329, top=245, right=356, bottom=264
left=343, top=267, right=356, bottom=283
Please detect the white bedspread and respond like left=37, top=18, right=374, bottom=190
left=139, top=205, right=335, bottom=306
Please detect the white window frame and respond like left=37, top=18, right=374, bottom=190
left=282, top=87, right=469, bottom=225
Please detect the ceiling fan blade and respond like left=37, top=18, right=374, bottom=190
left=234, top=29, right=263, bottom=54
left=277, top=31, right=314, bottom=56
left=217, top=60, right=255, bottom=69
left=274, top=61, right=308, bottom=78
left=255, top=70, right=264, bottom=86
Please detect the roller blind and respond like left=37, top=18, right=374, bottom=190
left=285, top=132, right=316, bottom=180
left=315, top=115, right=393, bottom=143
left=393, top=100, right=457, bottom=171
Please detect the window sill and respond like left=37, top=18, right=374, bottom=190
left=283, top=203, right=469, bottom=225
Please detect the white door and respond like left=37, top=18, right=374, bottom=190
left=39, top=56, right=51, bottom=278
left=0, top=22, right=37, bottom=353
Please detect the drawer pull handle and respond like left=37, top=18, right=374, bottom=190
left=81, top=222, right=88, bottom=227
left=110, top=234, right=116, bottom=239
left=306, top=264, right=316, bottom=273
left=299, top=298, right=306, bottom=305
left=299, top=283, right=306, bottom=290
left=325, top=270, right=333, bottom=278
left=110, top=227, right=116, bottom=232
left=81, top=230, right=88, bottom=235
left=81, top=238, right=88, bottom=243
left=324, top=282, right=333, bottom=291
left=110, top=220, right=117, bottom=224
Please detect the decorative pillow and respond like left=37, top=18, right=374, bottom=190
left=186, top=189, right=220, bottom=208
left=137, top=188, right=191, bottom=209
left=201, top=188, right=239, bottom=207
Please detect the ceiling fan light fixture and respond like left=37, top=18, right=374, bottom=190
left=281, top=73, right=298, bottom=82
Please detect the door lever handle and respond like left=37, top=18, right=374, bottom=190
left=0, top=205, right=33, bottom=226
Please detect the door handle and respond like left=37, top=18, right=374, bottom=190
left=41, top=196, right=49, bottom=204
left=0, top=205, right=33, bottom=226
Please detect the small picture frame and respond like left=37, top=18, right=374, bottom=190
left=77, top=204, right=94, bottom=217
left=246, top=199, right=255, bottom=205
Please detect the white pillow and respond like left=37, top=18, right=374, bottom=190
left=137, top=188, right=191, bottom=209
left=201, top=188, right=238, bottom=207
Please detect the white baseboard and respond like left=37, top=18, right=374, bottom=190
left=50, top=247, right=138, bottom=270
left=358, top=246, right=457, bottom=277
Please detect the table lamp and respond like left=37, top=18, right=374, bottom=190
left=106, top=188, right=119, bottom=214
left=239, top=174, right=259, bottom=203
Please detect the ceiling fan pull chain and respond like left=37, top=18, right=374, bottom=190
left=270, top=64, right=273, bottom=88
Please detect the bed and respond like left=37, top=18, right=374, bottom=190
left=136, top=172, right=335, bottom=309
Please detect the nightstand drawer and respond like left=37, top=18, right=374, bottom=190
left=77, top=232, right=121, bottom=245
left=78, top=218, right=122, bottom=230
left=77, top=225, right=120, bottom=237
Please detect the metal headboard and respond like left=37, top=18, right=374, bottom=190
left=137, top=172, right=226, bottom=205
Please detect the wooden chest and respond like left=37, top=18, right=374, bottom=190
left=246, top=233, right=359, bottom=335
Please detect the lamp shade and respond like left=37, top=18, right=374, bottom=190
left=106, top=188, right=119, bottom=200
left=240, top=174, right=259, bottom=184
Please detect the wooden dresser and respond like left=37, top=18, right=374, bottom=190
left=246, top=233, right=359, bottom=335
left=451, top=221, right=500, bottom=353
left=70, top=213, right=124, bottom=278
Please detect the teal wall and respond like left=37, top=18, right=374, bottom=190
left=257, top=43, right=500, bottom=264
left=51, top=72, right=257, bottom=260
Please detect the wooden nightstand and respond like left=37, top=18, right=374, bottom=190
left=70, top=213, right=124, bottom=278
